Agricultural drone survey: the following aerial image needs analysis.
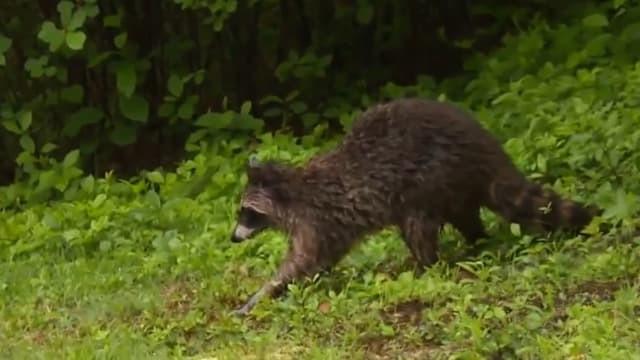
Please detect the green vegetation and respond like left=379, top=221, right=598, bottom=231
left=2, top=1, right=640, bottom=359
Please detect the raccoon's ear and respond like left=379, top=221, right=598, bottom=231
left=246, top=164, right=264, bottom=184
left=246, top=161, right=285, bottom=186
left=248, top=154, right=260, bottom=168
left=247, top=162, right=292, bottom=204
left=246, top=155, right=264, bottom=184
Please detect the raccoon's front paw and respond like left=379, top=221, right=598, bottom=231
left=230, top=305, right=251, bottom=317
left=230, top=294, right=260, bottom=317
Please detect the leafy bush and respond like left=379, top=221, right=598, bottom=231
left=0, top=0, right=597, bottom=203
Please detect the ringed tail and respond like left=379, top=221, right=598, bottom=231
left=487, top=175, right=600, bottom=233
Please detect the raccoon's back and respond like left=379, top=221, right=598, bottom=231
left=337, top=98, right=515, bottom=198
left=344, top=98, right=503, bottom=156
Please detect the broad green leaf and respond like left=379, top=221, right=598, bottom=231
left=614, top=0, right=627, bottom=8
left=58, top=1, right=74, bottom=26
left=185, top=129, right=207, bottom=148
left=240, top=101, right=252, bottom=115
left=0, top=34, right=11, bottom=53
left=195, top=111, right=232, bottom=129
left=92, top=193, right=107, bottom=208
left=356, top=2, right=374, bottom=25
left=145, top=190, right=161, bottom=208
left=19, top=134, right=35, bottom=153
left=524, top=312, right=544, bottom=331
left=260, top=95, right=283, bottom=105
left=15, top=151, right=35, bottom=167
left=86, top=4, right=99, bottom=17
left=119, top=94, right=149, bottom=122
left=109, top=123, right=137, bottom=146
left=59, top=168, right=82, bottom=193
left=45, top=66, right=57, bottom=77
left=177, top=95, right=199, bottom=120
left=1, top=120, right=20, bottom=134
left=63, top=107, right=104, bottom=137
left=510, top=223, right=522, bottom=237
left=583, top=14, right=608, bottom=28
left=88, top=51, right=113, bottom=68
left=38, top=21, right=65, bottom=52
left=229, top=114, right=264, bottom=131
left=290, top=101, right=307, bottom=114
left=69, top=8, right=87, bottom=31
left=177, top=101, right=195, bottom=120
left=66, top=31, right=86, bottom=50
left=103, top=14, right=122, bottom=28
left=99, top=240, right=112, bottom=252
left=213, top=17, right=225, bottom=32
left=116, top=62, right=136, bottom=97
left=146, top=171, right=164, bottom=184
left=42, top=213, right=61, bottom=230
left=41, top=143, right=58, bottom=153
left=63, top=149, right=80, bottom=168
left=585, top=33, right=613, bottom=56
left=18, top=111, right=32, bottom=131
left=37, top=170, right=57, bottom=192
left=158, top=102, right=176, bottom=118
left=114, top=32, right=127, bottom=49
left=285, top=90, right=299, bottom=102
left=302, top=113, right=319, bottom=129
left=60, top=84, right=84, bottom=104
left=79, top=140, right=97, bottom=157
left=25, top=57, right=46, bottom=78
left=194, top=69, right=205, bottom=84
left=263, top=108, right=282, bottom=118
left=603, top=190, right=639, bottom=220
left=168, top=237, right=181, bottom=250
left=81, top=175, right=95, bottom=193
left=168, top=74, right=184, bottom=97
left=621, top=22, right=640, bottom=42
left=0, top=54, right=5, bottom=66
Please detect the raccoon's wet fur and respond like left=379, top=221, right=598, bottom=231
left=230, top=98, right=599, bottom=315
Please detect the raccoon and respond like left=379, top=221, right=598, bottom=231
left=230, top=98, right=599, bottom=316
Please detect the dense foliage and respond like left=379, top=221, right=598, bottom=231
left=0, top=0, right=623, bottom=205
left=1, top=0, right=640, bottom=358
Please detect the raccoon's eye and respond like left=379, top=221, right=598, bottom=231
left=240, top=206, right=264, bottom=220
left=244, top=208, right=258, bottom=220
left=239, top=207, right=270, bottom=229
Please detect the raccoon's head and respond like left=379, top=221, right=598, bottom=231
left=230, top=156, right=293, bottom=243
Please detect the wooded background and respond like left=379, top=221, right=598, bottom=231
left=0, top=0, right=633, bottom=198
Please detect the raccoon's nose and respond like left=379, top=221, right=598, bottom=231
left=231, top=224, right=253, bottom=242
left=231, top=225, right=251, bottom=242
left=230, top=233, right=243, bottom=243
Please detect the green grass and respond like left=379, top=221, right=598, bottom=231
left=1, top=216, right=639, bottom=359
left=3, top=9, right=640, bottom=359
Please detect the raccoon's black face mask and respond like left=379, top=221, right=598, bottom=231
left=230, top=206, right=272, bottom=243
left=231, top=156, right=291, bottom=243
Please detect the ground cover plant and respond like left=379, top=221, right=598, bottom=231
left=2, top=1, right=640, bottom=359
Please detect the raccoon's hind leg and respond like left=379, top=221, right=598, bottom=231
left=448, top=206, right=488, bottom=245
left=399, top=212, right=441, bottom=268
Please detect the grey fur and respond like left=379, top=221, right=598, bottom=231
left=230, top=98, right=599, bottom=316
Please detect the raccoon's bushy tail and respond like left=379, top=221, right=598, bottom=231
left=487, top=174, right=600, bottom=233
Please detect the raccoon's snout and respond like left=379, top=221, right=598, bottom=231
left=231, top=224, right=255, bottom=243
left=230, top=232, right=243, bottom=243
left=232, top=205, right=272, bottom=243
